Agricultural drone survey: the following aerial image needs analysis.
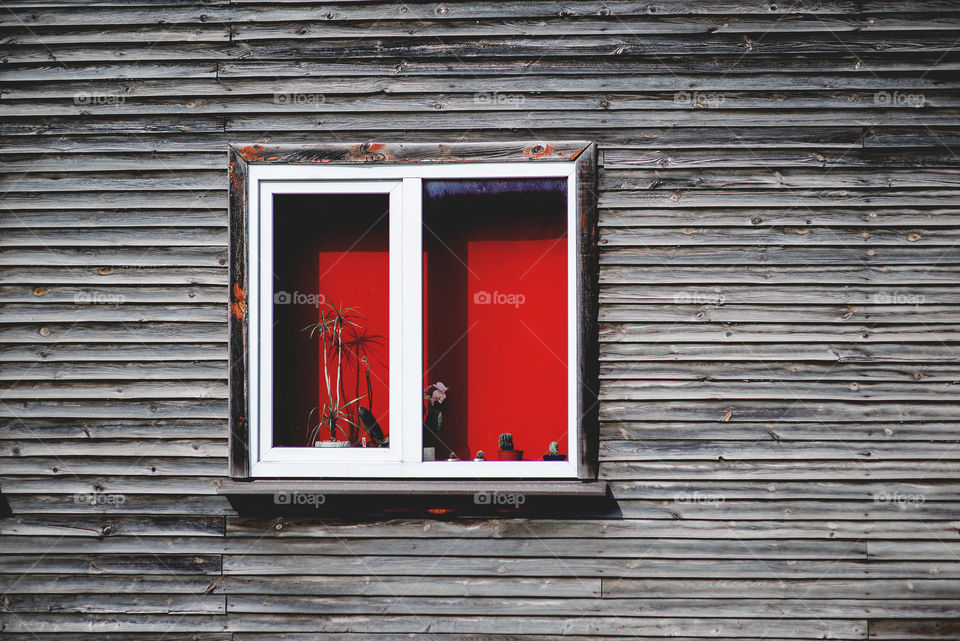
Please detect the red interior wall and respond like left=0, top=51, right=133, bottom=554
left=316, top=250, right=390, bottom=443
left=271, top=193, right=389, bottom=447
left=423, top=179, right=568, bottom=461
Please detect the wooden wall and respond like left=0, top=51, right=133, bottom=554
left=1, top=1, right=959, bottom=639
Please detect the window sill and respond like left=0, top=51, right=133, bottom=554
left=218, top=479, right=609, bottom=516
left=218, top=479, right=607, bottom=497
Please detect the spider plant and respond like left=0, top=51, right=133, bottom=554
left=303, top=298, right=383, bottom=445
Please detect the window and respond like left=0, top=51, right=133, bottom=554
left=228, top=142, right=598, bottom=479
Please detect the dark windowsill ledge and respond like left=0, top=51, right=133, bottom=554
left=218, top=479, right=607, bottom=497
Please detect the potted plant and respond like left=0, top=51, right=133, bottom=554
left=304, top=299, right=384, bottom=448
left=497, top=433, right=523, bottom=460
left=543, top=441, right=566, bottom=461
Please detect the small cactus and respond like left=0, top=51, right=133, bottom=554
left=498, top=433, right=514, bottom=451
left=548, top=441, right=559, bottom=456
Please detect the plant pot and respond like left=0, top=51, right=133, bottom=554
left=542, top=454, right=566, bottom=461
left=316, top=440, right=352, bottom=448
left=422, top=447, right=436, bottom=461
left=497, top=449, right=524, bottom=461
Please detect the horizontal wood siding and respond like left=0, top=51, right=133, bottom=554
left=1, top=2, right=959, bottom=639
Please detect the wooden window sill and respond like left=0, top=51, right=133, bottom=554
left=217, top=479, right=607, bottom=497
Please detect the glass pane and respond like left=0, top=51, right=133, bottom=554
left=422, top=179, right=568, bottom=463
left=271, top=193, right=390, bottom=449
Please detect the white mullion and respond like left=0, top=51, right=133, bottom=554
left=400, top=178, right=423, bottom=463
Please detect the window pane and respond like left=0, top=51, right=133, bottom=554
left=272, top=193, right=390, bottom=449
left=422, top=179, right=568, bottom=463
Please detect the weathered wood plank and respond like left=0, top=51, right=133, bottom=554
left=0, top=574, right=218, bottom=593
left=600, top=286, right=960, bottom=304
left=600, top=420, right=960, bottom=440
left=602, top=148, right=960, bottom=169
left=0, top=612, right=865, bottom=637
left=0, top=476, right=225, bottom=499
left=2, top=594, right=225, bottom=614
left=0, top=554, right=221, bottom=575
left=600, top=245, right=960, bottom=266
left=0, top=400, right=227, bottom=419
left=0, top=322, right=227, bottom=343
left=0, top=343, right=226, bottom=362
left=607, top=480, right=960, bottom=500
left=615, top=499, right=960, bottom=520
left=869, top=542, right=960, bottom=560
left=0, top=438, right=226, bottom=456
left=600, top=189, right=960, bottom=209
left=600, top=343, right=960, bottom=362
left=0, top=172, right=225, bottom=192
left=600, top=401, right=960, bottom=422
left=0, top=304, right=226, bottom=323
left=600, top=380, right=960, bottom=401
left=7, top=74, right=960, bottom=101
left=223, top=594, right=958, bottom=617
left=869, top=619, right=960, bottom=639
left=3, top=494, right=232, bottom=515
left=598, top=305, right=960, bottom=324
left=0, top=456, right=226, bottom=476
left=223, top=554, right=960, bottom=578
left=0, top=361, right=228, bottom=380
left=0, top=209, right=226, bottom=227
left=0, top=247, right=227, bottom=266
left=599, top=440, right=960, bottom=461
left=226, top=516, right=960, bottom=540
left=600, top=323, right=960, bottom=343
left=0, top=381, right=227, bottom=400
left=599, top=207, right=960, bottom=228
left=0, top=535, right=864, bottom=559
left=0, top=286, right=226, bottom=303
left=602, top=169, right=960, bottom=190
left=0, top=515, right=224, bottom=536
left=599, top=460, right=960, bottom=480
left=603, top=577, right=960, bottom=598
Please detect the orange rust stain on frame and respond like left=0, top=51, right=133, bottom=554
left=231, top=282, right=247, bottom=320
left=524, top=143, right=555, bottom=159
left=236, top=145, right=266, bottom=162
left=228, top=159, right=243, bottom=191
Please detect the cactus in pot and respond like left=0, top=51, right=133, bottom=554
left=497, top=432, right=523, bottom=460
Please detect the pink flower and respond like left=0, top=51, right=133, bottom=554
left=425, top=381, right=448, bottom=405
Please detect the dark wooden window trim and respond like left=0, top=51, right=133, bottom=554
left=227, top=141, right=600, bottom=486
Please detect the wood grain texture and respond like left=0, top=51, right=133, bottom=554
left=1, top=2, right=958, bottom=639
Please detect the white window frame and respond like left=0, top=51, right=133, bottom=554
left=247, top=162, right=579, bottom=478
